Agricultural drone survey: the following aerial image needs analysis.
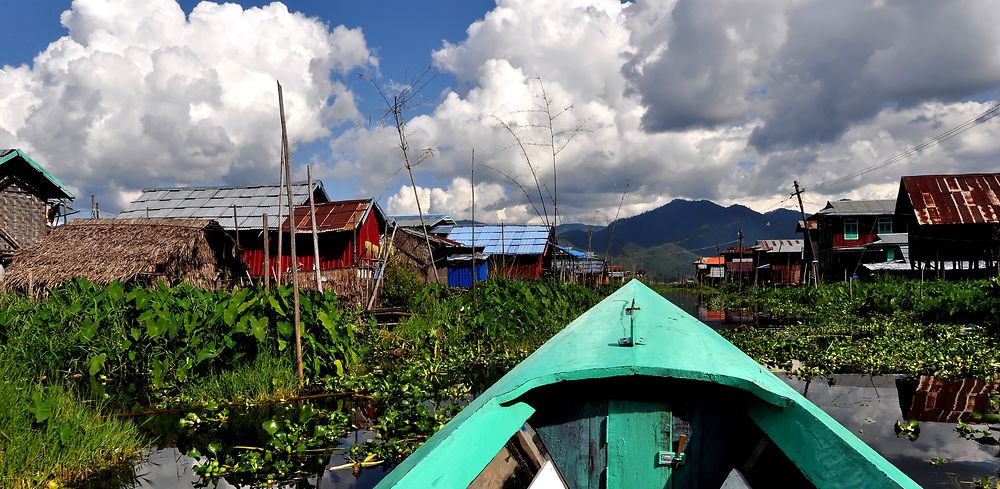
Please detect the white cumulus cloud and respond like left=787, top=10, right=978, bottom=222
left=334, top=0, right=1000, bottom=223
left=0, top=0, right=374, bottom=211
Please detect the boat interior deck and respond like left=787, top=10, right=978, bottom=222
left=472, top=376, right=816, bottom=489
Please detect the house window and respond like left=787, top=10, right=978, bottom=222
left=878, top=217, right=892, bottom=235
left=844, top=218, right=859, bottom=240
left=887, top=249, right=896, bottom=261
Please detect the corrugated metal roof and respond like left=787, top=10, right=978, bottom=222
left=389, top=214, right=456, bottom=228
left=552, top=244, right=593, bottom=259
left=872, top=233, right=909, bottom=245
left=445, top=225, right=551, bottom=255
left=117, top=182, right=328, bottom=230
left=754, top=239, right=804, bottom=253
left=815, top=199, right=896, bottom=216
left=396, top=227, right=464, bottom=247
left=899, top=173, right=1000, bottom=225
left=281, top=199, right=385, bottom=233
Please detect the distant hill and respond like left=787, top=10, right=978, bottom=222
left=555, top=222, right=604, bottom=234
left=558, top=199, right=801, bottom=281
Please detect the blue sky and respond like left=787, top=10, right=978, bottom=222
left=1, top=1, right=496, bottom=202
left=2, top=1, right=999, bottom=224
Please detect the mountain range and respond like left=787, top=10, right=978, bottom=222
left=558, top=199, right=802, bottom=281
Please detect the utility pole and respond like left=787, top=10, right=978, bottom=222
left=792, top=181, right=819, bottom=287
left=737, top=227, right=745, bottom=288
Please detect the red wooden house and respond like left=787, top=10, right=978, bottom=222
left=269, top=199, right=387, bottom=277
left=117, top=181, right=330, bottom=279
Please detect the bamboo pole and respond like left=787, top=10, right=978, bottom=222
left=367, top=222, right=398, bottom=310
left=263, top=212, right=270, bottom=290
left=276, top=144, right=285, bottom=286
left=307, top=165, right=323, bottom=293
left=277, top=80, right=303, bottom=382
left=471, top=149, right=477, bottom=300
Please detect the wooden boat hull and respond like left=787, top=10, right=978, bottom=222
left=377, top=281, right=920, bottom=488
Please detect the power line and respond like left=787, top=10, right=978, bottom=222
left=806, top=101, right=1000, bottom=192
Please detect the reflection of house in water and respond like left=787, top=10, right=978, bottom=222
left=696, top=304, right=757, bottom=327
left=896, top=376, right=999, bottom=423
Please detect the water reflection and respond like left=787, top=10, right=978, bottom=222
left=662, top=290, right=1000, bottom=486
left=135, top=430, right=389, bottom=489
left=898, top=376, right=1000, bottom=423
left=786, top=375, right=999, bottom=487
left=660, top=290, right=769, bottom=329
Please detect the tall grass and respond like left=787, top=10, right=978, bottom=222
left=174, top=351, right=300, bottom=407
left=0, top=356, right=142, bottom=488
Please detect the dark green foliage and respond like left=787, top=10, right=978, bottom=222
left=379, top=261, right=425, bottom=309
left=0, top=277, right=611, bottom=485
left=714, top=277, right=1000, bottom=380
left=0, top=278, right=357, bottom=403
left=397, top=277, right=602, bottom=346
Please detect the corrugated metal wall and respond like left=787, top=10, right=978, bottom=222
left=242, top=214, right=383, bottom=277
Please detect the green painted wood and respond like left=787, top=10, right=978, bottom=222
left=532, top=399, right=607, bottom=489
left=375, top=399, right=535, bottom=488
left=749, top=398, right=919, bottom=489
left=606, top=399, right=671, bottom=489
left=376, top=280, right=920, bottom=488
left=0, top=149, right=75, bottom=199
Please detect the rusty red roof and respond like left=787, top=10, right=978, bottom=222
left=898, top=173, right=1000, bottom=225
left=282, top=199, right=384, bottom=233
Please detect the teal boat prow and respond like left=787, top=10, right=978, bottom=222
left=376, top=280, right=919, bottom=488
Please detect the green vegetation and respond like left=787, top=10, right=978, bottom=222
left=0, top=357, right=142, bottom=489
left=13, top=272, right=996, bottom=486
left=713, top=278, right=1000, bottom=380
left=0, top=274, right=603, bottom=486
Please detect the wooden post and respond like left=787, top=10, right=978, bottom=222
left=501, top=221, right=506, bottom=278
left=471, top=149, right=476, bottom=299
left=278, top=80, right=303, bottom=382
left=232, top=205, right=241, bottom=250
left=276, top=145, right=285, bottom=286
left=91, top=195, right=96, bottom=219
left=307, top=165, right=323, bottom=293
left=263, top=212, right=270, bottom=290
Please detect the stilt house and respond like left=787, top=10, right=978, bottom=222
left=445, top=224, right=554, bottom=279
left=0, top=149, right=74, bottom=267
left=895, top=173, right=1000, bottom=278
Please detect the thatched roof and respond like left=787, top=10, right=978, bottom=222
left=2, top=218, right=244, bottom=290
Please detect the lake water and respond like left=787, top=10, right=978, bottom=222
left=131, top=291, right=998, bottom=487
left=664, top=289, right=1000, bottom=486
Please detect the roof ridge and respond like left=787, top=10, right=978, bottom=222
left=139, top=181, right=314, bottom=192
